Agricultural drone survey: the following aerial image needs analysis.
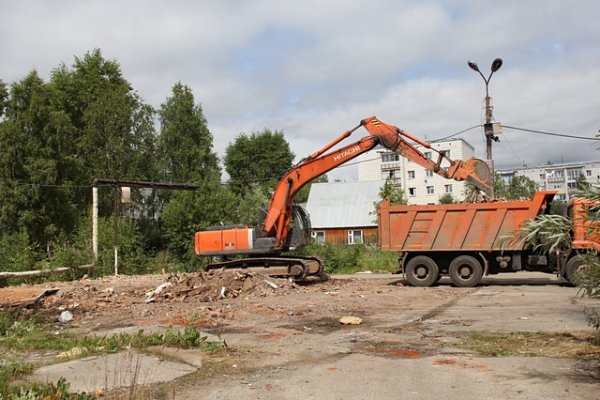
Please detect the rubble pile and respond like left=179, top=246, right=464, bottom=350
left=145, top=271, right=297, bottom=303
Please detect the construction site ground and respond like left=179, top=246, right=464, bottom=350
left=2, top=271, right=600, bottom=399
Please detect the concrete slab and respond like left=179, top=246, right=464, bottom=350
left=29, top=350, right=197, bottom=393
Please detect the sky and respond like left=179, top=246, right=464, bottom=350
left=1, top=0, right=600, bottom=181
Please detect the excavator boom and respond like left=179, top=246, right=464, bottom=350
left=194, top=116, right=492, bottom=280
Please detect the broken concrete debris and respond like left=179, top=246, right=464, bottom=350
left=144, top=271, right=296, bottom=303
left=59, top=310, right=74, bottom=323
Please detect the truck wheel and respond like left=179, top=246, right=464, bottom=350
left=405, top=256, right=439, bottom=287
left=564, top=256, right=585, bottom=283
left=449, top=255, right=483, bottom=287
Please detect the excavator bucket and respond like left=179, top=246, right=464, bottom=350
left=462, top=158, right=493, bottom=195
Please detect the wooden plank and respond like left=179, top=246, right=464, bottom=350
left=0, top=264, right=95, bottom=279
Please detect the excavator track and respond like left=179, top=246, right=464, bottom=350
left=206, top=256, right=325, bottom=282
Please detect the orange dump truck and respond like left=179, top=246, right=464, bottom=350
left=378, top=190, right=599, bottom=287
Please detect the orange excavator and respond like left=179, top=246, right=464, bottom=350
left=195, top=116, right=492, bottom=280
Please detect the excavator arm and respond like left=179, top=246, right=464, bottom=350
left=263, top=116, right=491, bottom=246
left=361, top=117, right=492, bottom=194
left=195, top=116, right=492, bottom=280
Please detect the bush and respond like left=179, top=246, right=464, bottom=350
left=301, top=242, right=398, bottom=274
left=0, top=231, right=36, bottom=272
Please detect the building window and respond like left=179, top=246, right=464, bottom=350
left=311, top=231, right=325, bottom=244
left=425, top=170, right=433, bottom=177
left=348, top=230, right=363, bottom=245
left=587, top=170, right=592, bottom=177
left=567, top=182, right=577, bottom=189
left=539, top=173, right=545, bottom=180
left=408, top=170, right=415, bottom=179
left=382, top=153, right=400, bottom=162
left=408, top=187, right=416, bottom=196
left=445, top=184, right=452, bottom=193
left=440, top=150, right=449, bottom=158
left=424, top=152, right=432, bottom=159
left=556, top=194, right=566, bottom=201
left=567, top=168, right=582, bottom=181
left=427, top=186, right=434, bottom=194
left=387, top=169, right=400, bottom=179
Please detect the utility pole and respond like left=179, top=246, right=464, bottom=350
left=468, top=58, right=503, bottom=196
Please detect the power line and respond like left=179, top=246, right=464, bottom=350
left=434, top=124, right=482, bottom=141
left=503, top=125, right=600, bottom=141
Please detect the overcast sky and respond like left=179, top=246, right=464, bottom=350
left=2, top=0, right=599, bottom=180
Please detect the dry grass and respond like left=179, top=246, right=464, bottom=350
left=459, top=331, right=600, bottom=358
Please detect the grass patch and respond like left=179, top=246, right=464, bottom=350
left=0, top=310, right=224, bottom=398
left=0, top=316, right=223, bottom=354
left=459, top=331, right=600, bottom=358
left=300, top=243, right=399, bottom=274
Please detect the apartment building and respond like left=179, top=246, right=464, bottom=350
left=356, top=138, right=476, bottom=204
left=497, top=161, right=600, bottom=202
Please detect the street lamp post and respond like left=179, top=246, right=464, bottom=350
left=467, top=58, right=503, bottom=162
left=468, top=58, right=503, bottom=198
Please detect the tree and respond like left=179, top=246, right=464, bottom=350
left=495, top=174, right=537, bottom=200
left=439, top=193, right=455, bottom=204
left=375, top=180, right=407, bottom=209
left=224, top=129, right=294, bottom=194
left=0, top=79, right=7, bottom=118
left=0, top=50, right=160, bottom=250
left=158, top=83, right=219, bottom=184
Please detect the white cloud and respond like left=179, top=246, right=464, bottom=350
left=1, top=0, right=599, bottom=182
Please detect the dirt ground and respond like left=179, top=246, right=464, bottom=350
left=3, top=271, right=600, bottom=399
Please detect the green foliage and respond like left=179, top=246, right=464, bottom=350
left=160, top=180, right=240, bottom=262
left=6, top=377, right=93, bottom=400
left=0, top=232, right=36, bottom=272
left=376, top=179, right=407, bottom=207
left=0, top=49, right=160, bottom=253
left=224, top=129, right=294, bottom=194
left=438, top=193, right=455, bottom=204
left=494, top=174, right=537, bottom=200
left=510, top=214, right=572, bottom=253
left=576, top=174, right=591, bottom=191
left=373, top=180, right=407, bottom=219
left=0, top=79, right=7, bottom=117
left=573, top=253, right=600, bottom=300
left=158, top=83, right=219, bottom=184
left=302, top=242, right=398, bottom=274
left=0, top=313, right=222, bottom=398
left=549, top=199, right=567, bottom=215
left=517, top=186, right=600, bottom=329
left=0, top=316, right=223, bottom=353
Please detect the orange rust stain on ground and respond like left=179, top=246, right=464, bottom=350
left=433, top=358, right=458, bottom=366
left=326, top=367, right=339, bottom=372
left=432, top=358, right=491, bottom=372
left=259, top=332, right=287, bottom=340
left=370, top=348, right=422, bottom=359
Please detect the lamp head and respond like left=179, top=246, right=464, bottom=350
left=467, top=60, right=480, bottom=72
left=491, top=58, right=503, bottom=72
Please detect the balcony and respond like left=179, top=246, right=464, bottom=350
left=381, top=161, right=401, bottom=171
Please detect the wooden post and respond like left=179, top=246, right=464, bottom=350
left=92, top=186, right=98, bottom=263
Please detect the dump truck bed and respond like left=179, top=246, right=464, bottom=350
left=378, top=191, right=556, bottom=253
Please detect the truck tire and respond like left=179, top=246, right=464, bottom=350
left=405, top=256, right=439, bottom=287
left=564, top=256, right=585, bottom=283
left=449, top=255, right=483, bottom=287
